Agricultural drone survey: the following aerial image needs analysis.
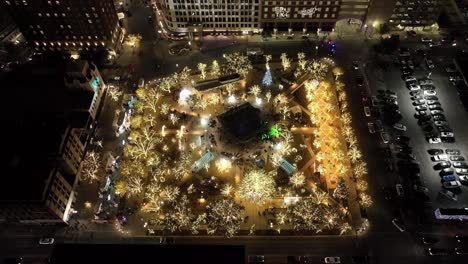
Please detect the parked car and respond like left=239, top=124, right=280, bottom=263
left=375, top=120, right=384, bottom=131
left=395, top=184, right=404, bottom=197
left=408, top=83, right=420, bottom=91
left=428, top=149, right=444, bottom=155
left=424, top=90, right=437, bottom=96
left=422, top=236, right=440, bottom=244
left=426, top=58, right=435, bottom=69
left=450, top=156, right=465, bottom=161
left=248, top=255, right=265, bottom=263
left=428, top=104, right=442, bottom=110
left=428, top=248, right=447, bottom=256
left=440, top=168, right=455, bottom=176
left=356, top=77, right=364, bottom=86
left=439, top=189, right=457, bottom=201
left=364, top=106, right=371, bottom=117
left=446, top=149, right=461, bottom=155
left=442, top=175, right=457, bottom=181
left=380, top=132, right=390, bottom=144
left=453, top=162, right=468, bottom=168
left=392, top=218, right=406, bottom=232
left=413, top=185, right=429, bottom=194
left=455, top=247, right=468, bottom=255
left=459, top=175, right=468, bottom=184
left=428, top=137, right=441, bottom=144
left=421, top=37, right=432, bottom=42
left=432, top=154, right=448, bottom=161
left=393, top=123, right=406, bottom=131
left=434, top=162, right=451, bottom=170
left=367, top=122, right=376, bottom=134
left=443, top=180, right=461, bottom=189
left=429, top=41, right=442, bottom=47
left=324, top=257, right=341, bottom=264
left=39, top=237, right=54, bottom=245
left=455, top=168, right=468, bottom=175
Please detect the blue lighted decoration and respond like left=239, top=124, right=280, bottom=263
left=91, top=76, right=100, bottom=90
left=191, top=151, right=214, bottom=173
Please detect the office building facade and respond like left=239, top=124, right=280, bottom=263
left=2, top=0, right=123, bottom=54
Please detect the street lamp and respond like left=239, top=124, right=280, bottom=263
left=315, top=45, right=318, bottom=56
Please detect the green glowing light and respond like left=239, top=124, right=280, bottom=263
left=268, top=124, right=280, bottom=138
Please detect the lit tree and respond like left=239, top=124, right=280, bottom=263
left=359, top=193, right=373, bottom=208
left=114, top=180, right=126, bottom=195
left=265, top=91, right=272, bottom=102
left=239, top=169, right=276, bottom=205
left=223, top=52, right=252, bottom=77
left=215, top=158, right=232, bottom=173
left=80, top=151, right=102, bottom=183
left=339, top=222, right=352, bottom=235
left=169, top=113, right=179, bottom=125
left=160, top=103, right=170, bottom=115
left=280, top=53, right=291, bottom=71
left=126, top=175, right=144, bottom=196
left=198, top=63, right=207, bottom=79
left=262, top=67, right=273, bottom=86
left=356, top=180, right=368, bottom=191
left=179, top=67, right=192, bottom=85
left=290, top=172, right=305, bottom=187
left=107, top=85, right=122, bottom=101
left=158, top=195, right=194, bottom=232
left=160, top=185, right=180, bottom=203
left=221, top=184, right=234, bottom=196
left=348, top=147, right=362, bottom=163
left=206, top=198, right=244, bottom=238
left=211, top=60, right=220, bottom=77
left=248, top=85, right=261, bottom=98
left=287, top=198, right=331, bottom=231
left=297, top=52, right=306, bottom=71
left=332, top=67, right=344, bottom=80
left=333, top=177, right=349, bottom=200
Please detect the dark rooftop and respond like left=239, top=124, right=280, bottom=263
left=219, top=103, right=262, bottom=140
left=50, top=244, right=245, bottom=264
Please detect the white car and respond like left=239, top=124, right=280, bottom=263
left=459, top=175, right=468, bottom=184
left=364, top=106, right=371, bottom=117
left=39, top=237, right=55, bottom=245
left=324, top=257, right=341, bottom=264
left=393, top=123, right=406, bottom=131
left=424, top=90, right=436, bottom=96
left=408, top=84, right=420, bottom=91
left=429, top=137, right=442, bottom=144
left=439, top=189, right=457, bottom=201
left=441, top=132, right=454, bottom=138
left=443, top=180, right=461, bottom=189
left=380, top=132, right=390, bottom=144
left=392, top=218, right=406, bottom=232
left=405, top=76, right=417, bottom=83
left=456, top=168, right=468, bottom=175
left=432, top=154, right=448, bottom=161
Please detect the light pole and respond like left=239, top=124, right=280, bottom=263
left=315, top=45, right=318, bottom=56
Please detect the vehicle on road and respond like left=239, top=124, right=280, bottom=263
left=405, top=76, right=417, bottom=83
left=439, top=189, right=457, bottom=201
left=453, top=162, right=468, bottom=168
left=421, top=84, right=436, bottom=90
left=3, top=258, right=23, bottom=264
left=429, top=41, right=442, bottom=47
left=393, top=123, right=406, bottom=131
left=456, top=235, right=468, bottom=243
left=430, top=110, right=443, bottom=115
left=414, top=111, right=427, bottom=118
left=433, top=115, right=446, bottom=121
left=408, top=83, right=420, bottom=91
left=367, top=122, right=376, bottom=134
left=428, top=248, right=447, bottom=256
left=324, top=257, right=341, bottom=263
left=425, top=95, right=438, bottom=101
left=420, top=79, right=434, bottom=85
left=380, top=132, right=390, bottom=144
left=415, top=105, right=427, bottom=111
left=456, top=168, right=468, bottom=174
left=39, top=237, right=54, bottom=245
left=408, top=30, right=417, bottom=37
left=352, top=61, right=359, bottom=70
left=364, top=106, right=371, bottom=117
left=440, top=131, right=454, bottom=138
left=396, top=135, right=410, bottom=142
left=443, top=180, right=461, bottom=189
left=392, top=218, right=406, bottom=232
left=426, top=100, right=439, bottom=105
left=424, top=90, right=436, bottom=95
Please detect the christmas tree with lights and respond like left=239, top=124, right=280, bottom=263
left=262, top=66, right=272, bottom=87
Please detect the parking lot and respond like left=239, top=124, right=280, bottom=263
left=360, top=41, right=468, bottom=216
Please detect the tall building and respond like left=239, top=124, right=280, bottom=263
left=2, top=0, right=123, bottom=54
left=157, top=0, right=375, bottom=34
left=0, top=58, right=106, bottom=224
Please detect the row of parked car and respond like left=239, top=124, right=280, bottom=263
left=397, top=49, right=456, bottom=144
left=427, top=148, right=468, bottom=201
